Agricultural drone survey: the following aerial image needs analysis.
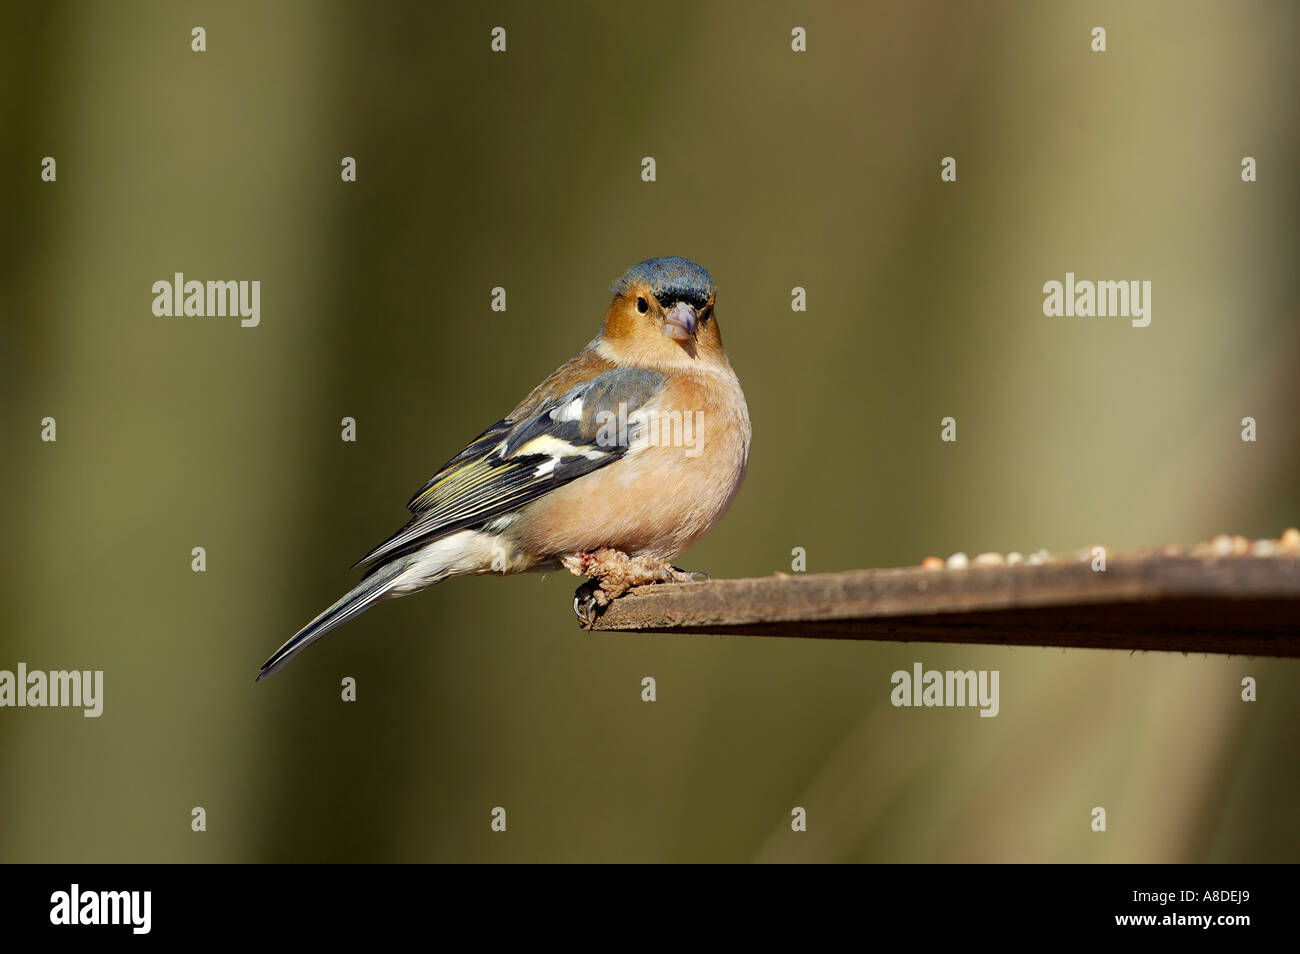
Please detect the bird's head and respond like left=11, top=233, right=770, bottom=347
left=601, top=257, right=725, bottom=368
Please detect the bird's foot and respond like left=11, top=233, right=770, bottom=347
left=564, top=550, right=710, bottom=628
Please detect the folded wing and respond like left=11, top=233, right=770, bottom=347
left=352, top=366, right=667, bottom=570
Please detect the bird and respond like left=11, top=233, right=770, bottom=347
left=256, top=256, right=751, bottom=680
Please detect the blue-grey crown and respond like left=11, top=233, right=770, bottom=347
left=612, top=257, right=716, bottom=309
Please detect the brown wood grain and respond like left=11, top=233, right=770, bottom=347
left=585, top=555, right=1300, bottom=656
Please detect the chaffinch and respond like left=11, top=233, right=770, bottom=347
left=257, top=256, right=751, bottom=679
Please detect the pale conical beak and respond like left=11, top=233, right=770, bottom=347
left=662, top=301, right=697, bottom=341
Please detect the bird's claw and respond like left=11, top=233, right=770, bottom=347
left=572, top=579, right=606, bottom=629
left=668, top=565, right=710, bottom=583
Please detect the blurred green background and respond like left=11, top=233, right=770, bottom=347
left=2, top=0, right=1297, bottom=862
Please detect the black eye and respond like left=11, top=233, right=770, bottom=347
left=636, top=296, right=649, bottom=314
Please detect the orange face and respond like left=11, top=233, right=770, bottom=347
left=601, top=282, right=726, bottom=370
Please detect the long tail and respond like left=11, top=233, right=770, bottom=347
left=257, top=561, right=410, bottom=680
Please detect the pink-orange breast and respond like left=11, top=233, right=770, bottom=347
left=508, top=368, right=751, bottom=560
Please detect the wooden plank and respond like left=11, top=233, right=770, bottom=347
left=585, top=555, right=1300, bottom=657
